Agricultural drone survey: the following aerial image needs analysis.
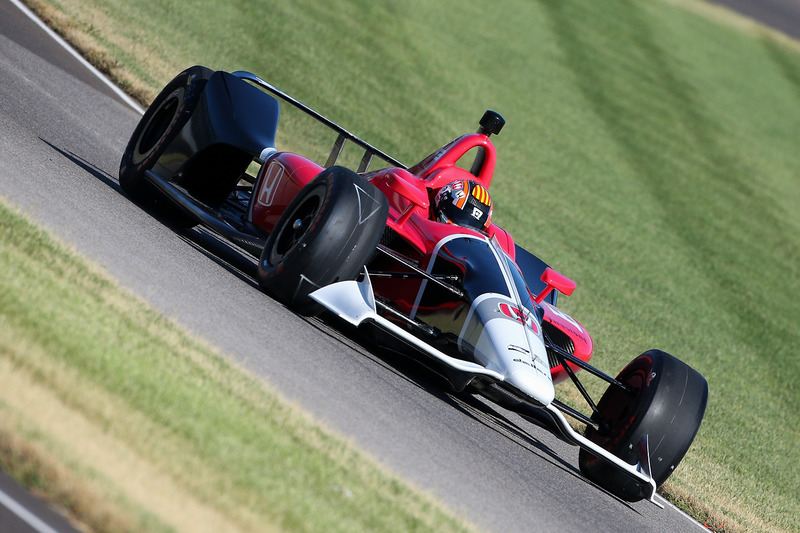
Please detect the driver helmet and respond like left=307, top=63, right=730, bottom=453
left=434, top=179, right=493, bottom=232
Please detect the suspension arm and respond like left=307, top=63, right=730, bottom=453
left=543, top=331, right=630, bottom=392
left=375, top=245, right=465, bottom=298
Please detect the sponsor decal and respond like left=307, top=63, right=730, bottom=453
left=498, top=302, right=539, bottom=334
left=544, top=303, right=588, bottom=342
left=452, top=189, right=467, bottom=208
left=354, top=184, right=384, bottom=224
left=256, top=162, right=284, bottom=207
left=513, top=357, right=549, bottom=378
left=439, top=181, right=468, bottom=208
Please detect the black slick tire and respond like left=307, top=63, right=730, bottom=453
left=118, top=65, right=213, bottom=225
left=257, top=166, right=388, bottom=315
left=578, top=349, right=708, bottom=502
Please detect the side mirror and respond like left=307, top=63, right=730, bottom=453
left=534, top=267, right=576, bottom=304
left=386, top=171, right=430, bottom=225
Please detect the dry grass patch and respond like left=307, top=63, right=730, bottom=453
left=0, top=199, right=476, bottom=532
left=22, top=0, right=165, bottom=104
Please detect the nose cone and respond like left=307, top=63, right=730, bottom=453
left=505, top=366, right=555, bottom=406
left=469, top=306, right=555, bottom=406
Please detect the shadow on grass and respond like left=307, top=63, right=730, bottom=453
left=40, top=137, right=263, bottom=289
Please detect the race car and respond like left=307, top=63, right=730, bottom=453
left=119, top=65, right=708, bottom=505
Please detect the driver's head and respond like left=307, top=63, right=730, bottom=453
left=434, top=179, right=493, bottom=232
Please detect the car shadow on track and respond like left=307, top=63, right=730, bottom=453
left=304, top=311, right=604, bottom=493
left=176, top=226, right=262, bottom=289
left=303, top=312, right=652, bottom=515
left=44, top=138, right=264, bottom=290
left=41, top=138, right=121, bottom=192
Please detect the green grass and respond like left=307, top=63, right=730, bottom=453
left=0, top=200, right=474, bottom=532
left=13, top=0, right=800, bottom=531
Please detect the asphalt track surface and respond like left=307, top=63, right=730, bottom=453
left=0, top=1, right=796, bottom=532
left=708, top=0, right=800, bottom=41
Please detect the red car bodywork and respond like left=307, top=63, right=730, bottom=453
left=250, top=125, right=592, bottom=384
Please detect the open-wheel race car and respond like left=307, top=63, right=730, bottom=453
left=120, top=65, right=708, bottom=505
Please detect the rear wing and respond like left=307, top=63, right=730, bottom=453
left=232, top=71, right=406, bottom=172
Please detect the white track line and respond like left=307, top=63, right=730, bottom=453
left=9, top=0, right=144, bottom=114
left=0, top=487, right=62, bottom=533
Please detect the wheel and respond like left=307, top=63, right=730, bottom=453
left=257, top=166, right=389, bottom=315
left=119, top=65, right=214, bottom=225
left=578, top=349, right=708, bottom=502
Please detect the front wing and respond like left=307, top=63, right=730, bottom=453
left=311, top=272, right=665, bottom=508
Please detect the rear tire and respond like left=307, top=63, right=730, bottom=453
left=119, top=65, right=213, bottom=226
left=257, top=166, right=388, bottom=315
left=578, top=349, right=708, bottom=502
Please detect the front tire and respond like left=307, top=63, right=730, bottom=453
left=578, top=349, right=708, bottom=502
left=257, top=166, right=388, bottom=315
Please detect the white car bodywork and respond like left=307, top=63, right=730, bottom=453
left=311, top=235, right=664, bottom=507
